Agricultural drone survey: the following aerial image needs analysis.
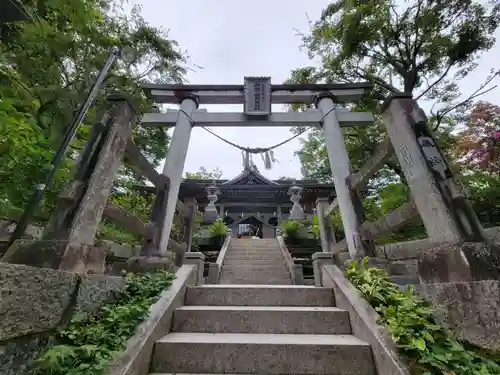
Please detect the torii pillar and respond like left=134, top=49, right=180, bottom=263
left=316, top=94, right=366, bottom=259
left=157, top=95, right=199, bottom=256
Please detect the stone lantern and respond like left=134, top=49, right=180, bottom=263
left=204, top=182, right=220, bottom=222
left=287, top=180, right=305, bottom=220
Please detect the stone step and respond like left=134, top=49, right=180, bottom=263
left=151, top=333, right=374, bottom=375
left=218, top=278, right=293, bottom=285
left=221, top=265, right=289, bottom=272
left=226, top=249, right=282, bottom=253
left=225, top=255, right=282, bottom=258
left=229, top=245, right=280, bottom=247
left=224, top=254, right=283, bottom=258
left=172, top=305, right=351, bottom=334
left=223, top=259, right=285, bottom=265
left=219, top=275, right=291, bottom=281
left=185, top=285, right=335, bottom=306
left=220, top=269, right=289, bottom=275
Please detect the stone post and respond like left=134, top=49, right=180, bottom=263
left=312, top=252, right=334, bottom=287
left=59, top=98, right=135, bottom=273
left=316, top=95, right=365, bottom=259
left=381, top=94, right=500, bottom=282
left=382, top=94, right=500, bottom=350
left=381, top=94, right=465, bottom=245
left=158, top=95, right=198, bottom=255
left=206, top=263, right=220, bottom=284
left=183, top=252, right=205, bottom=285
left=183, top=197, right=198, bottom=252
left=315, top=198, right=336, bottom=253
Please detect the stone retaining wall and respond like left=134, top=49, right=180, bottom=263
left=0, top=263, right=126, bottom=375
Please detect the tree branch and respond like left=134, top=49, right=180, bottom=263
left=415, top=62, right=453, bottom=100
left=432, top=71, right=500, bottom=130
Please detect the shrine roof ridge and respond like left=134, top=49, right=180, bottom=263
left=181, top=178, right=334, bottom=187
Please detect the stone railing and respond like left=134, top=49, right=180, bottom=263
left=276, top=235, right=304, bottom=285
left=206, top=235, right=231, bottom=284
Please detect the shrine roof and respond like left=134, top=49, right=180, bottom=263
left=178, top=166, right=335, bottom=205
left=132, top=166, right=336, bottom=206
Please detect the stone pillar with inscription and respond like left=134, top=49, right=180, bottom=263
left=382, top=93, right=500, bottom=351
left=2, top=97, right=136, bottom=274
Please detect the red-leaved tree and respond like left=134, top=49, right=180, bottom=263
left=455, top=102, right=500, bottom=173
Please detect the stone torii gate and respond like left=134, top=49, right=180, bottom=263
left=140, top=77, right=376, bottom=258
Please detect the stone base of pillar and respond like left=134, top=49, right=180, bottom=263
left=422, top=280, right=500, bottom=351
left=126, top=254, right=176, bottom=274
left=183, top=252, right=206, bottom=285
left=1, top=239, right=66, bottom=268
left=206, top=263, right=220, bottom=284
left=418, top=242, right=500, bottom=283
left=312, top=252, right=334, bottom=287
left=1, top=239, right=106, bottom=275
left=59, top=244, right=106, bottom=275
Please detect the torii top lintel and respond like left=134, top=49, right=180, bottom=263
left=140, top=78, right=373, bottom=106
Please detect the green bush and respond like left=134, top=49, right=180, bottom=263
left=34, top=271, right=175, bottom=375
left=346, top=258, right=500, bottom=375
left=208, top=218, right=228, bottom=237
left=279, top=220, right=302, bottom=239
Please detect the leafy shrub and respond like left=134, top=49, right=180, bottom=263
left=97, top=220, right=142, bottom=246
left=311, top=215, right=320, bottom=239
left=208, top=218, right=228, bottom=237
left=346, top=258, right=500, bottom=375
left=279, top=220, right=302, bottom=239
left=35, top=271, right=175, bottom=375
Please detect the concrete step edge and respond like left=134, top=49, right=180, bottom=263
left=157, top=332, right=368, bottom=345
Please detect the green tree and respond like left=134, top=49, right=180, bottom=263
left=184, top=167, right=223, bottom=180
left=290, top=0, right=500, bottom=181
left=289, top=0, right=500, bottom=241
left=0, top=0, right=186, bottom=219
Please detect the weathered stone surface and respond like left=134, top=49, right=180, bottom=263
left=419, top=242, right=500, bottom=283
left=102, top=240, right=141, bottom=258
left=423, top=280, right=500, bottom=351
left=59, top=243, right=106, bottom=274
left=127, top=254, right=176, bottom=273
left=388, top=260, right=418, bottom=276
left=1, top=239, right=68, bottom=269
left=75, top=274, right=126, bottom=316
left=0, top=331, right=55, bottom=375
left=0, top=263, right=78, bottom=341
left=0, top=220, right=43, bottom=241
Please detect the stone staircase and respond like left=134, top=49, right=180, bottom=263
left=219, top=238, right=293, bottom=285
left=149, top=284, right=376, bottom=375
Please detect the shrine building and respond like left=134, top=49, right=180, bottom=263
left=178, top=162, right=335, bottom=239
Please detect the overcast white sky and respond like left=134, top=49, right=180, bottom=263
left=134, top=0, right=500, bottom=180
